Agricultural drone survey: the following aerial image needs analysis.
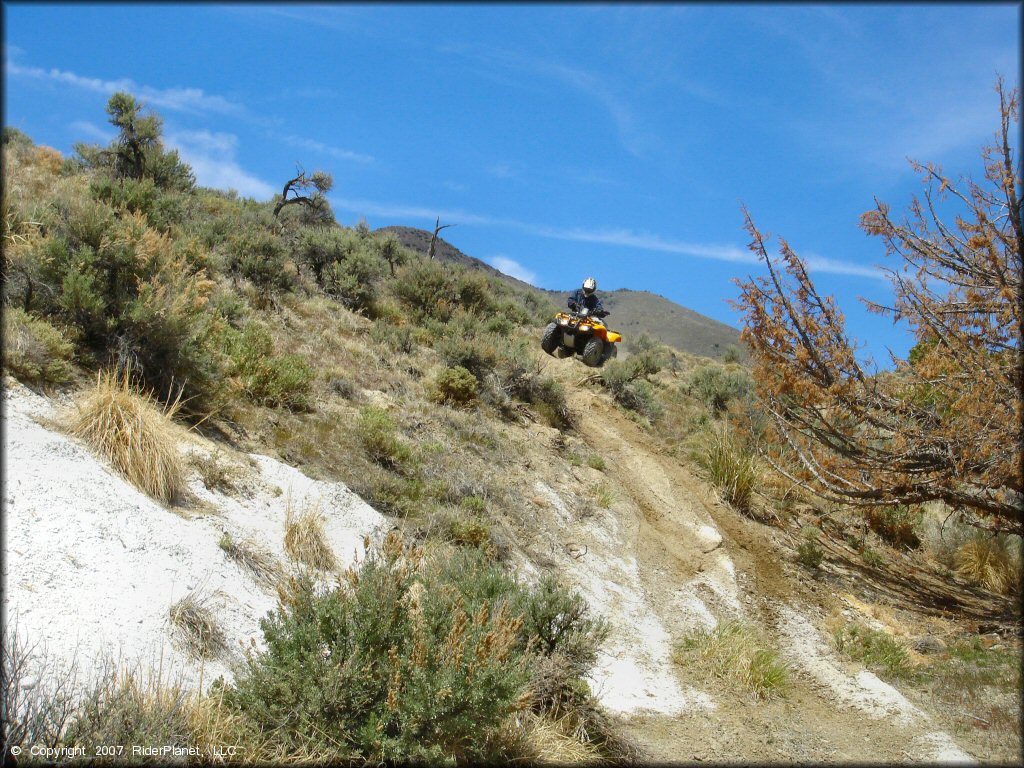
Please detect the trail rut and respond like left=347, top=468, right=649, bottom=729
left=542, top=363, right=978, bottom=763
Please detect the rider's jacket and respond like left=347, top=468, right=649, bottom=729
left=568, top=289, right=605, bottom=315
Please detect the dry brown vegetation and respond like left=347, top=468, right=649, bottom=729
left=734, top=80, right=1021, bottom=530
left=283, top=501, right=338, bottom=572
left=168, top=590, right=227, bottom=660
left=68, top=368, right=185, bottom=503
left=219, top=531, right=285, bottom=590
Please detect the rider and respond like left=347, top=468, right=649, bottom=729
left=568, top=277, right=608, bottom=317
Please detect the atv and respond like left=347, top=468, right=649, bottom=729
left=540, top=307, right=622, bottom=367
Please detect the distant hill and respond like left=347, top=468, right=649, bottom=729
left=377, top=225, right=743, bottom=360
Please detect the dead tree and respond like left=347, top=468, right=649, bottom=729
left=733, top=79, right=1022, bottom=532
left=427, top=216, right=455, bottom=260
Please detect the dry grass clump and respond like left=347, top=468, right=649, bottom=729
left=515, top=711, right=604, bottom=763
left=62, top=660, right=194, bottom=752
left=168, top=591, right=227, bottom=660
left=219, top=532, right=285, bottom=590
left=283, top=502, right=338, bottom=572
left=955, top=537, right=1018, bottom=595
left=691, top=425, right=759, bottom=515
left=675, top=620, right=788, bottom=699
left=69, top=368, right=185, bottom=503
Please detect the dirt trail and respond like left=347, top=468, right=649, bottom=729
left=548, top=365, right=977, bottom=763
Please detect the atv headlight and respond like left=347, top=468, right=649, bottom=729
left=558, top=318, right=568, bottom=325
left=579, top=324, right=591, bottom=332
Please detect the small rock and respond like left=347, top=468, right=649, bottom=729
left=911, top=635, right=946, bottom=654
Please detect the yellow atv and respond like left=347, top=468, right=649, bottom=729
left=541, top=308, right=622, bottom=367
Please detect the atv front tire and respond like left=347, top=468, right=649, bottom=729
left=601, top=343, right=618, bottom=364
left=582, top=337, right=605, bottom=367
left=541, top=323, right=562, bottom=355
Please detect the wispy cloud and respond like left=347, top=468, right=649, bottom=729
left=484, top=163, right=520, bottom=180
left=279, top=134, right=374, bottom=164
left=165, top=129, right=276, bottom=200
left=441, top=44, right=654, bottom=159
left=487, top=256, right=537, bottom=285
left=7, top=61, right=245, bottom=116
left=330, top=195, right=883, bottom=279
left=68, top=120, right=114, bottom=144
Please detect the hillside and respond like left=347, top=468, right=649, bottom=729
left=379, top=225, right=743, bottom=359
left=3, top=115, right=1020, bottom=764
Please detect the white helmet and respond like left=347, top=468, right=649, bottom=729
left=582, top=277, right=597, bottom=295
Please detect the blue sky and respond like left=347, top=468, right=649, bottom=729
left=4, top=2, right=1020, bottom=363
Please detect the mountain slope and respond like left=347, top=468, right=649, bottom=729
left=378, top=226, right=742, bottom=358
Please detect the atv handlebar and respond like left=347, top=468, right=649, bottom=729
left=568, top=304, right=608, bottom=319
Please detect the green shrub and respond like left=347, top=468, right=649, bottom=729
left=796, top=526, right=824, bottom=569
left=356, top=407, right=414, bottom=471
left=435, top=324, right=502, bottom=381
left=322, top=248, right=385, bottom=313
left=225, top=229, right=296, bottom=292
left=3, top=308, right=75, bottom=385
left=832, top=622, right=916, bottom=681
left=223, top=535, right=532, bottom=762
left=31, top=208, right=227, bottom=412
left=226, top=323, right=313, bottom=411
left=723, top=344, right=742, bottom=364
left=294, top=226, right=354, bottom=283
left=599, top=359, right=661, bottom=420
left=431, top=365, right=478, bottom=406
left=392, top=260, right=458, bottom=321
left=687, top=363, right=754, bottom=413
left=587, top=455, right=606, bottom=471
left=370, top=320, right=416, bottom=354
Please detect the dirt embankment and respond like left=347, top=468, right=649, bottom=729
left=544, top=364, right=979, bottom=764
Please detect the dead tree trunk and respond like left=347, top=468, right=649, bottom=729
left=427, top=216, right=455, bottom=260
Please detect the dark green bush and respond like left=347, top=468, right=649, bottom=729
left=431, top=365, right=479, bottom=406
left=223, top=535, right=532, bottom=762
left=294, top=226, right=355, bottom=283
left=322, top=248, right=385, bottom=313
left=600, top=360, right=661, bottom=420
left=687, top=363, right=754, bottom=413
left=2, top=308, right=75, bottom=385
left=225, top=229, right=296, bottom=292
left=393, top=260, right=458, bottom=322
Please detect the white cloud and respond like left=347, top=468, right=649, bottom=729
left=329, top=195, right=883, bottom=280
left=441, top=44, right=654, bottom=159
left=7, top=61, right=245, bottom=117
left=278, top=134, right=373, bottom=164
left=165, top=129, right=276, bottom=200
left=485, top=163, right=518, bottom=180
left=487, top=256, right=537, bottom=285
left=69, top=120, right=114, bottom=144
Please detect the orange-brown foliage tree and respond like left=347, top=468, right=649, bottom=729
left=734, top=79, right=1022, bottom=532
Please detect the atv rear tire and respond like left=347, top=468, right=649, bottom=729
left=582, top=337, right=604, bottom=367
left=541, top=323, right=562, bottom=355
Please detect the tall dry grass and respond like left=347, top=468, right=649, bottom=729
left=692, top=425, right=759, bottom=515
left=283, top=501, right=338, bottom=572
left=955, top=537, right=1018, bottom=595
left=69, top=368, right=185, bottom=503
left=168, top=590, right=227, bottom=660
